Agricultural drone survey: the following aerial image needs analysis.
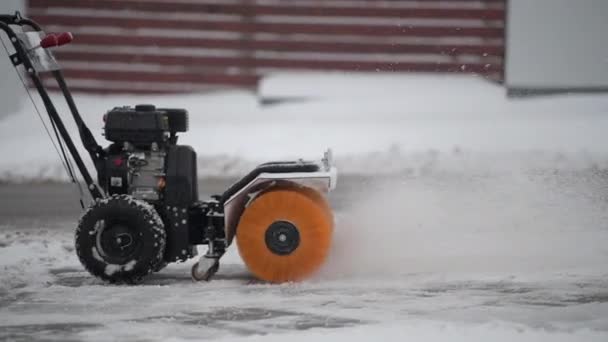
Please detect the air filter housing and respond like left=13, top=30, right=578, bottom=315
left=104, top=105, right=171, bottom=145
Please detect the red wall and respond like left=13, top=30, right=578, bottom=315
left=28, top=0, right=505, bottom=94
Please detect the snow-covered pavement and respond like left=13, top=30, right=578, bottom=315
left=1, top=226, right=607, bottom=342
left=2, top=170, right=608, bottom=341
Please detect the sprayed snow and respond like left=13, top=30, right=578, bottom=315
left=104, top=263, right=121, bottom=276
left=94, top=246, right=141, bottom=276
left=102, top=259, right=137, bottom=276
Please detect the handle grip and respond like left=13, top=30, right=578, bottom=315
left=39, top=32, right=73, bottom=48
left=56, top=32, right=73, bottom=46
left=39, top=33, right=58, bottom=48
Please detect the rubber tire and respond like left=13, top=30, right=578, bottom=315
left=75, top=195, right=166, bottom=284
left=236, top=186, right=333, bottom=283
left=191, top=261, right=220, bottom=281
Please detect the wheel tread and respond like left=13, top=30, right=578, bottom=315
left=75, top=194, right=166, bottom=284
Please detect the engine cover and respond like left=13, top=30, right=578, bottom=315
left=104, top=105, right=170, bottom=145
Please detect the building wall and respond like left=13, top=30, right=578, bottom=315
left=506, top=0, right=608, bottom=92
left=27, top=0, right=505, bottom=94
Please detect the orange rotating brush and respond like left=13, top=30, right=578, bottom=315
left=236, top=186, right=333, bottom=283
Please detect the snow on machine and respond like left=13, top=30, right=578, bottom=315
left=0, top=12, right=337, bottom=283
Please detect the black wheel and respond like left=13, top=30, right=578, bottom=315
left=75, top=194, right=166, bottom=284
left=161, top=108, right=189, bottom=133
left=191, top=260, right=220, bottom=282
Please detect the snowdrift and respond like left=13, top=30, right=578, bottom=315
left=1, top=73, right=608, bottom=182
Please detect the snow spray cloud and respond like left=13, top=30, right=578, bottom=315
left=321, top=155, right=608, bottom=278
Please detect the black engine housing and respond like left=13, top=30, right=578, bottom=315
left=98, top=104, right=198, bottom=262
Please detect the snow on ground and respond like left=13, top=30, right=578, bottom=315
left=2, top=202, right=608, bottom=341
left=2, top=173, right=608, bottom=341
left=0, top=72, right=608, bottom=181
left=1, top=73, right=608, bottom=341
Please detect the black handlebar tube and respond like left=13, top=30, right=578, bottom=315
left=9, top=13, right=106, bottom=180
left=53, top=69, right=106, bottom=169
left=0, top=13, right=104, bottom=200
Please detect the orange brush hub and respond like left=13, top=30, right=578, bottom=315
left=236, top=187, right=333, bottom=283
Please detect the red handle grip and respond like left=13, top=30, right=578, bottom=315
left=39, top=32, right=73, bottom=48
left=39, top=34, right=58, bottom=48
left=56, top=32, right=73, bottom=46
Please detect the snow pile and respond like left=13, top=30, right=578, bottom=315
left=0, top=73, right=608, bottom=181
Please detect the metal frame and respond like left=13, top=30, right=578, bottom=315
left=222, top=150, right=337, bottom=244
left=0, top=12, right=104, bottom=199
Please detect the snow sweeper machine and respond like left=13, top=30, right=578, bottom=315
left=0, top=12, right=337, bottom=283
